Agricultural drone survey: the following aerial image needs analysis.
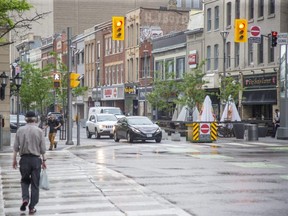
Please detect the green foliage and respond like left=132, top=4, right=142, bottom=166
left=18, top=63, right=54, bottom=114
left=147, top=61, right=208, bottom=119
left=0, top=0, right=32, bottom=27
left=218, top=76, right=243, bottom=104
left=176, top=61, right=207, bottom=111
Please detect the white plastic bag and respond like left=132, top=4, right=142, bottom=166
left=39, top=169, right=50, bottom=190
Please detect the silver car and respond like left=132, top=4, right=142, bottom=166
left=86, top=113, right=117, bottom=139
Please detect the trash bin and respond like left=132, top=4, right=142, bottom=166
left=244, top=124, right=258, bottom=141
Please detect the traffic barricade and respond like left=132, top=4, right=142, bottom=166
left=186, top=121, right=218, bottom=143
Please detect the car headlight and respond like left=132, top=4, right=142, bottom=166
left=131, top=127, right=141, bottom=133
left=99, top=125, right=104, bottom=129
left=155, top=127, right=162, bottom=133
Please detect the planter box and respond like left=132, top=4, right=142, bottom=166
left=233, top=123, right=245, bottom=139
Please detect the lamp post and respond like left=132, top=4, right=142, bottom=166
left=0, top=72, right=9, bottom=100
left=14, top=75, right=23, bottom=129
left=220, top=31, right=229, bottom=114
left=143, top=50, right=148, bottom=116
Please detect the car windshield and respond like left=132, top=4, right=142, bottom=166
left=128, top=117, right=153, bottom=125
left=102, top=109, right=122, bottom=115
left=97, top=115, right=117, bottom=122
left=10, top=115, right=26, bottom=121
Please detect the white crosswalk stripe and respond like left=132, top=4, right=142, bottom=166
left=0, top=150, right=191, bottom=216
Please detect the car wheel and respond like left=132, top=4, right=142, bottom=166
left=127, top=132, right=133, bottom=143
left=155, top=138, right=161, bottom=143
left=114, top=132, right=119, bottom=142
left=95, top=128, right=100, bottom=139
left=86, top=128, right=92, bottom=138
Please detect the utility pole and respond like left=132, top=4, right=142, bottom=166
left=66, top=27, right=74, bottom=145
left=144, top=50, right=148, bottom=116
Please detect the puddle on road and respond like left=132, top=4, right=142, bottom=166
left=267, top=147, right=288, bottom=151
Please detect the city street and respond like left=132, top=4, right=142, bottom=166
left=0, top=126, right=288, bottom=215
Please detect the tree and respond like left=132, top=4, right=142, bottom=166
left=218, top=76, right=243, bottom=104
left=176, top=62, right=207, bottom=113
left=18, top=62, right=54, bottom=114
left=147, top=61, right=208, bottom=120
left=0, top=0, right=50, bottom=46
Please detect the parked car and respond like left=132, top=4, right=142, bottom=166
left=86, top=113, right=118, bottom=139
left=113, top=116, right=162, bottom=143
left=10, top=114, right=26, bottom=132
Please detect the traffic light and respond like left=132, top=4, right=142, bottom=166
left=234, top=19, right=248, bottom=42
left=53, top=72, right=61, bottom=88
left=271, top=31, right=278, bottom=47
left=112, top=16, right=125, bottom=40
left=70, top=72, right=80, bottom=88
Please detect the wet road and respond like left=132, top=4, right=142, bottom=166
left=69, top=128, right=288, bottom=216
left=1, top=127, right=288, bottom=215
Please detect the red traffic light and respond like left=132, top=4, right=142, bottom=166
left=272, top=31, right=278, bottom=37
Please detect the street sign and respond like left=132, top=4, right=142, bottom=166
left=200, top=123, right=210, bottom=134
left=250, top=26, right=261, bottom=37
left=249, top=37, right=261, bottom=44
left=277, top=33, right=288, bottom=45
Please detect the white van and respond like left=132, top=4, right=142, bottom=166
left=88, top=106, right=124, bottom=119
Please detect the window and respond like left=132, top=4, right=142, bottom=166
left=176, top=57, right=185, bottom=79
left=81, top=51, right=84, bottom=64
left=97, top=42, right=100, bottom=59
left=226, top=2, right=232, bottom=27
left=207, top=8, right=211, bottom=31
left=268, top=0, right=275, bottom=15
left=214, top=44, right=219, bottom=70
left=207, top=46, right=211, bottom=71
left=235, top=0, right=240, bottom=18
left=249, top=0, right=254, bottom=20
left=248, top=43, right=253, bottom=65
left=105, top=38, right=108, bottom=56
left=136, top=58, right=139, bottom=81
left=155, top=61, right=164, bottom=80
left=226, top=42, right=231, bottom=68
left=258, top=36, right=264, bottom=64
left=120, top=64, right=123, bottom=83
left=268, top=38, right=275, bottom=63
left=166, top=59, right=174, bottom=79
left=258, top=0, right=264, bottom=17
left=234, top=43, right=240, bottom=67
left=214, top=6, right=219, bottom=30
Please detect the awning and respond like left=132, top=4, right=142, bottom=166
left=242, top=89, right=277, bottom=105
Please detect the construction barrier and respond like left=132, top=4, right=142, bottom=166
left=186, top=122, right=218, bottom=143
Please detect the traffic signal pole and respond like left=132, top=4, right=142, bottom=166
left=66, top=27, right=74, bottom=145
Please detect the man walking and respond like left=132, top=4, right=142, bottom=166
left=46, top=114, right=61, bottom=150
left=272, top=109, right=280, bottom=138
left=13, top=111, right=47, bottom=214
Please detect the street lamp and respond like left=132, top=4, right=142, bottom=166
left=220, top=31, right=229, bottom=82
left=14, top=75, right=23, bottom=129
left=0, top=72, right=9, bottom=100
left=220, top=31, right=229, bottom=114
left=143, top=50, right=148, bottom=116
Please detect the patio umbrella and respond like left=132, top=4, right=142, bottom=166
left=220, top=100, right=241, bottom=122
left=198, top=95, right=215, bottom=122
left=177, top=105, right=199, bottom=121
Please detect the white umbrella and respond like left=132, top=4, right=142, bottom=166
left=220, top=101, right=241, bottom=122
left=177, top=105, right=199, bottom=121
left=198, top=95, right=215, bottom=122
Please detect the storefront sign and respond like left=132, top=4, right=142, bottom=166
left=124, top=86, right=136, bottom=94
left=103, top=88, right=117, bottom=99
left=188, top=50, right=197, bottom=69
left=243, top=74, right=277, bottom=88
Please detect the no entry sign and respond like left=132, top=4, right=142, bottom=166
left=250, top=26, right=261, bottom=37
left=200, top=123, right=210, bottom=134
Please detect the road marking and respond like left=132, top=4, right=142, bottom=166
left=230, top=162, right=284, bottom=168
left=190, top=154, right=233, bottom=159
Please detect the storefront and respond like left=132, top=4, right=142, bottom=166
left=241, top=73, right=277, bottom=120
left=124, top=84, right=138, bottom=115
left=101, top=85, right=125, bottom=112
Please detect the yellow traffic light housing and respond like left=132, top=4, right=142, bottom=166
left=112, top=16, right=125, bottom=40
left=53, top=72, right=61, bottom=88
left=234, top=19, right=248, bottom=42
left=70, top=72, right=80, bottom=88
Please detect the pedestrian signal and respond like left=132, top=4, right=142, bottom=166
left=53, top=72, right=61, bottom=88
left=271, top=31, right=278, bottom=47
left=234, top=19, right=248, bottom=42
left=70, top=72, right=80, bottom=88
left=112, top=16, right=125, bottom=40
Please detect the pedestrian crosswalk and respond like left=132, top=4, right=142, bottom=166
left=0, top=150, right=191, bottom=216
